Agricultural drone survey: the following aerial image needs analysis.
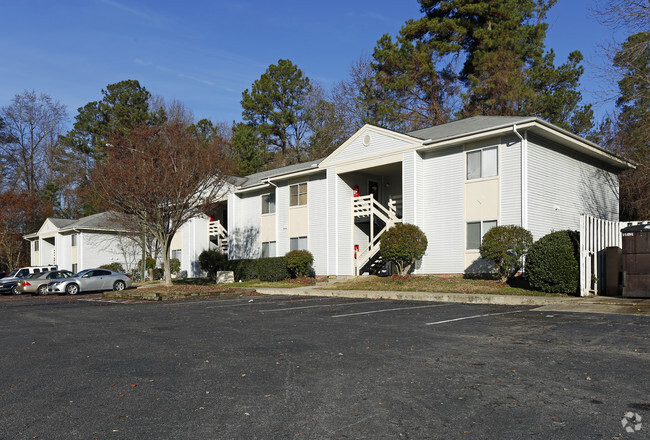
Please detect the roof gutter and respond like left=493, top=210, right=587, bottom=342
left=236, top=166, right=321, bottom=193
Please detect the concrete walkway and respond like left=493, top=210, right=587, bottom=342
left=255, top=282, right=650, bottom=316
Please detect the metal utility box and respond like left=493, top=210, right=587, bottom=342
left=621, top=224, right=650, bottom=298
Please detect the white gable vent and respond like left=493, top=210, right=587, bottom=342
left=362, top=133, right=371, bottom=146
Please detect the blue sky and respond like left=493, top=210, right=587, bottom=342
left=0, top=0, right=626, bottom=129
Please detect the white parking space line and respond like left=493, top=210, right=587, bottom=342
left=332, top=303, right=452, bottom=318
left=204, top=296, right=329, bottom=310
left=261, top=300, right=379, bottom=313
left=425, top=308, right=534, bottom=326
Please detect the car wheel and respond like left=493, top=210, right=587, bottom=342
left=66, top=284, right=79, bottom=295
left=37, top=285, right=48, bottom=296
left=11, top=285, right=19, bottom=295
left=113, top=280, right=126, bottom=291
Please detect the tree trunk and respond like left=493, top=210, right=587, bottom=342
left=162, top=239, right=172, bottom=286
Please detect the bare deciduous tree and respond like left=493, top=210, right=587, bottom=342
left=92, top=121, right=231, bottom=285
left=0, top=91, right=67, bottom=194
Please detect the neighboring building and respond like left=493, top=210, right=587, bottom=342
left=24, top=178, right=246, bottom=278
left=24, top=211, right=140, bottom=274
left=227, top=116, right=634, bottom=276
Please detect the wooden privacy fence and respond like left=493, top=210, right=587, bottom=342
left=579, top=214, right=648, bottom=296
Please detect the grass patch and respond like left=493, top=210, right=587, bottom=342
left=172, top=277, right=315, bottom=289
left=325, top=275, right=567, bottom=297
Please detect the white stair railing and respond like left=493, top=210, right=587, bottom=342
left=353, top=195, right=401, bottom=275
left=208, top=220, right=228, bottom=254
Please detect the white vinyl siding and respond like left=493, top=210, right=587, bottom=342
left=327, top=129, right=415, bottom=166
left=500, top=134, right=522, bottom=226
left=326, top=168, right=338, bottom=275
left=229, top=193, right=261, bottom=259
left=337, top=173, right=354, bottom=275
left=402, top=151, right=422, bottom=225
left=527, top=133, right=619, bottom=240
left=276, top=183, right=290, bottom=256
left=419, top=147, right=465, bottom=273
left=308, top=173, right=327, bottom=275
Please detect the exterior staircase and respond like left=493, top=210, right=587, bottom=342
left=208, top=220, right=228, bottom=254
left=353, top=195, right=402, bottom=275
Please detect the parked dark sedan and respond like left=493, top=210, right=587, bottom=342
left=15, top=270, right=75, bottom=295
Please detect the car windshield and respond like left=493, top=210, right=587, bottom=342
left=73, top=269, right=90, bottom=278
left=7, top=269, right=18, bottom=277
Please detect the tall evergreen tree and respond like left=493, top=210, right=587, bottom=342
left=362, top=0, right=593, bottom=135
left=603, top=32, right=649, bottom=219
left=240, top=59, right=312, bottom=166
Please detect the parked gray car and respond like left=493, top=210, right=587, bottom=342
left=15, top=270, right=75, bottom=295
left=47, top=269, right=132, bottom=295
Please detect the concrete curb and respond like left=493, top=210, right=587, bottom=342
left=255, top=286, right=650, bottom=308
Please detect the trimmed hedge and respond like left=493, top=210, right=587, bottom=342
left=224, top=259, right=258, bottom=281
left=285, top=250, right=314, bottom=278
left=257, top=257, right=289, bottom=282
left=199, top=250, right=228, bottom=279
left=526, top=230, right=580, bottom=295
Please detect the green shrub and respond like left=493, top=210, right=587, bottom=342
left=169, top=258, right=181, bottom=275
left=380, top=223, right=428, bottom=276
left=153, top=267, right=164, bottom=280
left=199, top=250, right=227, bottom=279
left=257, top=257, right=289, bottom=282
left=526, top=230, right=580, bottom=294
left=137, top=257, right=157, bottom=271
left=479, top=225, right=533, bottom=282
left=284, top=250, right=314, bottom=278
left=225, top=259, right=258, bottom=281
left=99, top=262, right=125, bottom=273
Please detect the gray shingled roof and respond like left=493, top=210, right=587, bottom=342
left=60, top=211, right=133, bottom=232
left=48, top=218, right=76, bottom=228
left=240, top=158, right=323, bottom=188
left=407, top=116, right=535, bottom=142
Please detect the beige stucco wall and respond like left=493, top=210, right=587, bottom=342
left=289, top=206, right=308, bottom=237
left=71, top=245, right=78, bottom=264
left=464, top=138, right=501, bottom=271
left=260, top=214, right=276, bottom=242
left=170, top=229, right=183, bottom=251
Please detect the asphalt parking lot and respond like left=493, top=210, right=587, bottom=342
left=1, top=294, right=648, bottom=439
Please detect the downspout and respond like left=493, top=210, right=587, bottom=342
left=513, top=124, right=528, bottom=230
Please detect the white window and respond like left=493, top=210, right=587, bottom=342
left=262, top=193, right=276, bottom=214
left=72, top=263, right=78, bottom=274
left=34, top=241, right=39, bottom=252
left=290, top=236, right=308, bottom=251
left=261, top=241, right=276, bottom=258
left=290, top=183, right=308, bottom=206
left=172, top=249, right=182, bottom=263
left=466, top=220, right=497, bottom=250
left=467, top=146, right=498, bottom=180
left=71, top=234, right=78, bottom=247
